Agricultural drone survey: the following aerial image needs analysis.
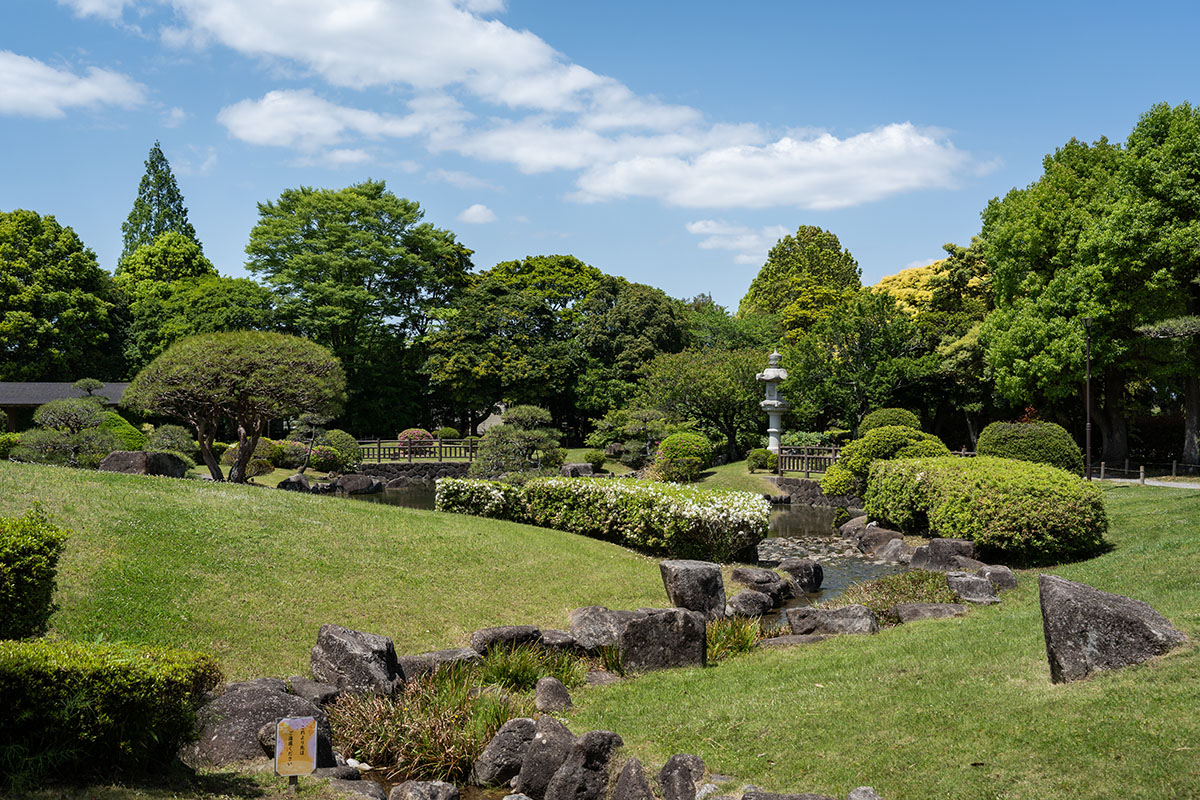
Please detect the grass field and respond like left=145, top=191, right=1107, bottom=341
left=0, top=461, right=666, bottom=679
left=6, top=464, right=1198, bottom=799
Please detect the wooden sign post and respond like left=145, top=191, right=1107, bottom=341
left=275, top=716, right=317, bottom=792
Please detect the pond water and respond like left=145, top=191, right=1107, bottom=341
left=352, top=488, right=904, bottom=611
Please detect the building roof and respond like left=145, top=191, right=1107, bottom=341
left=0, top=382, right=130, bottom=407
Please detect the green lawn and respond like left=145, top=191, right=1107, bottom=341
left=570, top=483, right=1200, bottom=800
left=0, top=461, right=666, bottom=680
left=693, top=459, right=780, bottom=494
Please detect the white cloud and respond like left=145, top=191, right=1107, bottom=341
left=175, top=144, right=217, bottom=175
left=428, top=169, right=500, bottom=191
left=0, top=51, right=145, bottom=118
left=162, top=106, right=187, bottom=127
left=457, top=203, right=497, bottom=223
left=686, top=220, right=789, bottom=265
left=902, top=257, right=942, bottom=270
left=574, top=124, right=970, bottom=209
left=166, top=0, right=975, bottom=211
left=57, top=0, right=134, bottom=19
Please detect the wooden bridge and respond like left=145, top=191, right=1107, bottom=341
left=357, top=438, right=479, bottom=463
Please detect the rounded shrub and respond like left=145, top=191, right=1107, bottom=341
left=820, top=425, right=950, bottom=497
left=435, top=426, right=461, bottom=440
left=245, top=458, right=274, bottom=478
left=858, top=408, right=921, bottom=436
left=582, top=449, right=606, bottom=473
left=0, top=432, right=21, bottom=459
left=865, top=456, right=1107, bottom=566
left=0, top=505, right=69, bottom=640
left=221, top=438, right=280, bottom=466
left=146, top=424, right=197, bottom=458
left=307, top=444, right=342, bottom=472
left=320, top=429, right=362, bottom=469
left=746, top=448, right=777, bottom=473
left=657, top=433, right=714, bottom=467
left=397, top=428, right=434, bottom=455
left=976, top=421, right=1083, bottom=474
left=98, top=412, right=147, bottom=450
left=272, top=440, right=309, bottom=469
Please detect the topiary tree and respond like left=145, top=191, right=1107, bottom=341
left=98, top=412, right=147, bottom=451
left=123, top=331, right=346, bottom=482
left=435, top=426, right=461, bottom=440
left=654, top=432, right=714, bottom=482
left=976, top=421, right=1083, bottom=474
left=319, top=429, right=362, bottom=470
left=469, top=405, right=565, bottom=478
left=146, top=424, right=197, bottom=458
left=72, top=378, right=105, bottom=397
left=0, top=505, right=70, bottom=639
left=821, top=425, right=950, bottom=497
left=858, top=408, right=921, bottom=436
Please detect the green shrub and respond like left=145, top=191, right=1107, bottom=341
left=746, top=448, right=778, bottom=473
left=866, top=456, right=1108, bottom=566
left=272, top=439, right=310, bottom=468
left=469, top=407, right=565, bottom=478
left=147, top=449, right=196, bottom=471
left=98, top=412, right=147, bottom=450
left=821, top=426, right=950, bottom=497
left=435, top=477, right=527, bottom=519
left=651, top=456, right=705, bottom=483
left=0, top=432, right=20, bottom=459
left=0, top=639, right=222, bottom=789
left=245, top=458, right=274, bottom=478
left=858, top=408, right=921, bottom=436
left=780, top=430, right=830, bottom=447
left=657, top=432, right=714, bottom=467
left=0, top=506, right=70, bottom=639
left=210, top=441, right=231, bottom=461
left=308, top=445, right=343, bottom=472
left=328, top=663, right=533, bottom=784
left=435, top=426, right=461, bottom=440
left=397, top=428, right=434, bottom=455
left=10, top=427, right=120, bottom=469
left=976, top=421, right=1083, bottom=474
left=582, top=449, right=606, bottom=472
left=145, top=425, right=197, bottom=459
left=221, top=437, right=281, bottom=466
left=33, top=397, right=105, bottom=433
left=320, top=429, right=362, bottom=469
left=826, top=570, right=959, bottom=626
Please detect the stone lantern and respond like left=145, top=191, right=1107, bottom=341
left=756, top=349, right=790, bottom=453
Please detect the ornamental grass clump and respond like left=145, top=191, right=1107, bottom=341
left=476, top=643, right=589, bottom=692
left=827, top=570, right=959, bottom=626
left=328, top=664, right=533, bottom=784
left=866, top=456, right=1107, bottom=566
left=706, top=616, right=762, bottom=662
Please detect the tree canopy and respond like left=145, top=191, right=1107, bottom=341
left=120, top=141, right=201, bottom=266
left=123, top=331, right=345, bottom=482
left=0, top=209, right=123, bottom=381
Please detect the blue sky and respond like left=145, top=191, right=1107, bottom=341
left=3, top=0, right=1198, bottom=309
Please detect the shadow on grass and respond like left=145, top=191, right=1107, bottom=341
left=22, top=760, right=277, bottom=799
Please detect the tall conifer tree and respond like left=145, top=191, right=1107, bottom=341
left=120, top=141, right=201, bottom=266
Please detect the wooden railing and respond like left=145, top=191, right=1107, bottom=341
left=777, top=444, right=976, bottom=477
left=357, top=438, right=479, bottom=463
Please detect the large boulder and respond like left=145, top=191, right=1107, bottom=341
left=569, top=607, right=648, bottom=654
left=889, top=602, right=967, bottom=623
left=857, top=527, right=903, bottom=555
left=1038, top=574, right=1188, bottom=683
left=730, top=567, right=790, bottom=604
left=182, top=680, right=334, bottom=767
left=287, top=676, right=341, bottom=706
left=660, top=560, right=726, bottom=620
left=909, top=538, right=977, bottom=572
left=838, top=515, right=870, bottom=539
left=277, top=473, right=312, bottom=492
left=99, top=450, right=190, bottom=478
left=389, top=781, right=459, bottom=800
left=334, top=779, right=388, bottom=800
left=333, top=473, right=385, bottom=495
left=310, top=624, right=400, bottom=694
left=471, top=717, right=537, bottom=787
left=658, top=754, right=706, bottom=800
left=619, top=608, right=706, bottom=672
left=561, top=463, right=594, bottom=478
left=540, top=629, right=583, bottom=654
left=544, top=730, right=624, bottom=800
left=778, top=557, right=823, bottom=593
left=946, top=572, right=1000, bottom=605
left=726, top=590, right=774, bottom=618
left=535, top=677, right=572, bottom=712
left=979, top=564, right=1018, bottom=592
left=742, top=792, right=837, bottom=800
left=786, top=605, right=879, bottom=636
left=470, top=625, right=543, bottom=655
left=873, top=538, right=912, bottom=563
left=613, top=758, right=655, bottom=800
left=516, top=715, right=576, bottom=800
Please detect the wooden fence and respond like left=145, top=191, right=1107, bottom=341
left=357, top=438, right=478, bottom=463
left=776, top=445, right=976, bottom=477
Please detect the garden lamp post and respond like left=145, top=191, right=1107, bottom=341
left=1084, top=316, right=1092, bottom=480
left=756, top=349, right=790, bottom=453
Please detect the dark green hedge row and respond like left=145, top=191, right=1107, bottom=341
left=0, top=639, right=222, bottom=788
left=976, top=421, right=1083, bottom=474
left=865, top=456, right=1108, bottom=566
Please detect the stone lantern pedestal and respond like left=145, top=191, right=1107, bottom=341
left=756, top=350, right=790, bottom=453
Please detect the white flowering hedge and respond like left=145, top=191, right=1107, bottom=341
left=435, top=476, right=770, bottom=562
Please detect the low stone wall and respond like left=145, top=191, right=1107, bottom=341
left=770, top=476, right=862, bottom=509
left=359, top=461, right=470, bottom=486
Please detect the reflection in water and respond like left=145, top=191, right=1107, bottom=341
left=353, top=485, right=437, bottom=510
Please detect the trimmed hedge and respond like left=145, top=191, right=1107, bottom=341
left=582, top=449, right=606, bottom=472
left=858, top=408, right=921, bottom=436
left=746, top=448, right=778, bottom=473
left=865, top=456, right=1108, bottom=566
left=0, top=432, right=19, bottom=458
left=436, top=477, right=770, bottom=562
left=976, top=421, right=1083, bottom=474
left=98, top=412, right=147, bottom=451
left=0, top=506, right=69, bottom=640
left=0, top=639, right=222, bottom=787
left=435, top=426, right=461, bottom=440
left=654, top=433, right=714, bottom=483
left=821, top=425, right=950, bottom=497
left=321, top=429, right=362, bottom=469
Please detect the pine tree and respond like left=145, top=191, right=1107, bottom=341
left=119, top=141, right=201, bottom=266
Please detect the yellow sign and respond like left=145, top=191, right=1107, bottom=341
left=275, top=716, right=317, bottom=776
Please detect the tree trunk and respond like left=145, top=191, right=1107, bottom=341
left=1183, top=372, right=1200, bottom=465
left=229, top=425, right=262, bottom=484
left=196, top=421, right=225, bottom=481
